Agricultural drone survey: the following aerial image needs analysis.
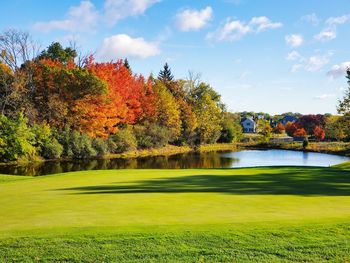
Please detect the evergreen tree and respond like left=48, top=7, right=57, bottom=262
left=124, top=58, right=131, bottom=73
left=158, top=63, right=174, bottom=82
left=38, top=42, right=77, bottom=64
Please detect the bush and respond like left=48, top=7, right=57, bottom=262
left=133, top=123, right=171, bottom=149
left=32, top=123, right=63, bottom=159
left=41, top=138, right=63, bottom=159
left=56, top=127, right=96, bottom=159
left=303, top=138, right=309, bottom=149
left=92, top=138, right=108, bottom=156
left=0, top=113, right=36, bottom=161
left=108, top=128, right=137, bottom=153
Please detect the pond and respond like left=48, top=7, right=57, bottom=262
left=0, top=149, right=349, bottom=176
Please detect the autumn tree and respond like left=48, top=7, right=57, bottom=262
left=313, top=126, right=325, bottom=141
left=153, top=80, right=181, bottom=138
left=293, top=128, right=307, bottom=137
left=285, top=122, right=298, bottom=137
left=274, top=123, right=285, bottom=134
left=325, top=115, right=346, bottom=141
left=257, top=119, right=272, bottom=142
left=0, top=29, right=40, bottom=71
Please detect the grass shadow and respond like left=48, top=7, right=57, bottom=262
left=59, top=167, right=350, bottom=196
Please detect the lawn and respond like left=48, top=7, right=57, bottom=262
left=0, top=166, right=350, bottom=262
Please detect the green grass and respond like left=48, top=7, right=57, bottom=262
left=0, top=166, right=350, bottom=262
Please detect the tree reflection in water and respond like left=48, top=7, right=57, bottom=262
left=0, top=151, right=238, bottom=176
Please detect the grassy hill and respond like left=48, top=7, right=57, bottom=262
left=0, top=166, right=349, bottom=262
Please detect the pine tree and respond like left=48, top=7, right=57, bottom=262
left=158, top=63, right=174, bottom=82
left=123, top=58, right=131, bottom=73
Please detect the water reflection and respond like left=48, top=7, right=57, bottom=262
left=0, top=151, right=239, bottom=176
left=0, top=149, right=348, bottom=176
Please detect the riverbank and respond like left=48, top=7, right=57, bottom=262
left=241, top=141, right=350, bottom=157
left=0, top=143, right=238, bottom=167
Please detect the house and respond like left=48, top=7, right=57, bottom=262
left=281, top=116, right=298, bottom=125
left=241, top=117, right=256, bottom=133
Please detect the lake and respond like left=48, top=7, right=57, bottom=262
left=1, top=149, right=349, bottom=176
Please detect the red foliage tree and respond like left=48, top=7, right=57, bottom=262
left=285, top=122, right=298, bottom=137
left=274, top=123, right=285, bottom=134
left=313, top=126, right=325, bottom=141
left=296, top=114, right=325, bottom=134
left=293, top=128, right=307, bottom=137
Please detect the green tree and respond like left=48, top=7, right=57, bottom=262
left=0, top=113, right=36, bottom=161
left=337, top=69, right=350, bottom=116
left=123, top=58, right=131, bottom=73
left=194, top=93, right=223, bottom=144
left=38, top=42, right=77, bottom=64
left=219, top=113, right=243, bottom=143
left=158, top=63, right=174, bottom=82
left=257, top=119, right=272, bottom=142
left=324, top=115, right=346, bottom=141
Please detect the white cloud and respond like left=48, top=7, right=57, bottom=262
left=327, top=61, right=350, bottom=78
left=314, top=28, right=336, bottom=41
left=33, top=1, right=98, bottom=32
left=104, top=0, right=160, bottom=25
left=98, top=34, right=160, bottom=60
left=286, top=51, right=302, bottom=61
left=314, top=14, right=350, bottom=42
left=249, top=16, right=283, bottom=32
left=305, top=55, right=330, bottom=72
left=314, top=93, right=336, bottom=100
left=301, top=13, right=320, bottom=26
left=175, top=6, right=213, bottom=31
left=290, top=52, right=332, bottom=73
left=207, top=16, right=282, bottom=41
left=326, top=15, right=350, bottom=26
left=285, top=34, right=303, bottom=48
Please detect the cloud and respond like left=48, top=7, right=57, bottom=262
left=314, top=93, right=336, bottom=100
left=305, top=55, right=330, bottom=72
left=290, top=52, right=332, bottom=73
left=326, top=14, right=350, bottom=25
left=314, top=14, right=350, bottom=42
left=327, top=61, right=350, bottom=78
left=33, top=1, right=98, bottom=32
left=97, top=34, right=160, bottom=60
left=207, top=16, right=282, bottom=41
left=314, top=28, right=337, bottom=41
left=285, top=34, right=303, bottom=47
left=175, top=6, right=213, bottom=31
left=104, top=0, right=160, bottom=25
left=286, top=51, right=302, bottom=61
left=301, top=13, right=320, bottom=26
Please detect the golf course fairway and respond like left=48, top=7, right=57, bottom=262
left=0, top=166, right=349, bottom=262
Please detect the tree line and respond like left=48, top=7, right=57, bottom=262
left=0, top=30, right=243, bottom=162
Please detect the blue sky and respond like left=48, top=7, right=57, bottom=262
left=1, top=0, right=350, bottom=114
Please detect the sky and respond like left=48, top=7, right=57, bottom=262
left=1, top=0, right=350, bottom=115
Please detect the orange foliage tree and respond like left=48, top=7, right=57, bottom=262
left=293, top=128, right=307, bottom=137
left=313, top=126, right=325, bottom=141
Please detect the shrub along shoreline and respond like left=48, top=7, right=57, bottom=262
left=0, top=143, right=238, bottom=167
left=241, top=141, right=350, bottom=157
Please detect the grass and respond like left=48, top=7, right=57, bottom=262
left=0, top=166, right=350, bottom=262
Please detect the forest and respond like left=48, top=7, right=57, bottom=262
left=0, top=30, right=242, bottom=162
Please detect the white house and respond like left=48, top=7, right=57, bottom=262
left=241, top=117, right=256, bottom=133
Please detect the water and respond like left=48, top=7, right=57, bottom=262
left=0, top=149, right=348, bottom=176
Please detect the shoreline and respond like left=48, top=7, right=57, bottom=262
left=1, top=141, right=349, bottom=168
left=0, top=143, right=238, bottom=167
left=241, top=141, right=350, bottom=157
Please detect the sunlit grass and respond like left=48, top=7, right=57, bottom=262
left=0, top=166, right=349, bottom=262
